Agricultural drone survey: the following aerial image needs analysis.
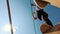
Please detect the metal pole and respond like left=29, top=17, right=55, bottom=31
left=6, top=0, right=13, bottom=34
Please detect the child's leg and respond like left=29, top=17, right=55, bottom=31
left=43, top=17, right=53, bottom=27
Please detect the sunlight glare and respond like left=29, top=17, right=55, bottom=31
left=4, top=24, right=16, bottom=33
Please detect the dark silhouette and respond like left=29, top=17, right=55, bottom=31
left=32, top=8, right=53, bottom=27
left=37, top=9, right=53, bottom=27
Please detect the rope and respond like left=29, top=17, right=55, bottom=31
left=6, top=0, right=13, bottom=34
left=30, top=0, right=37, bottom=34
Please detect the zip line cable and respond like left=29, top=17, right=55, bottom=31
left=30, top=0, right=37, bottom=34
left=6, top=0, right=14, bottom=34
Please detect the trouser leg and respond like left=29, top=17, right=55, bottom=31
left=43, top=17, right=53, bottom=27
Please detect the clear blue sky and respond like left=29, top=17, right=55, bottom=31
left=0, top=0, right=60, bottom=34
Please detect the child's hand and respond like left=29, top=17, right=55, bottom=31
left=32, top=12, right=37, bottom=20
left=32, top=12, right=35, bottom=15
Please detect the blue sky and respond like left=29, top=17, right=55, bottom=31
left=0, top=0, right=60, bottom=34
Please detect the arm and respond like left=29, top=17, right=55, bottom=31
left=40, top=24, right=52, bottom=33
